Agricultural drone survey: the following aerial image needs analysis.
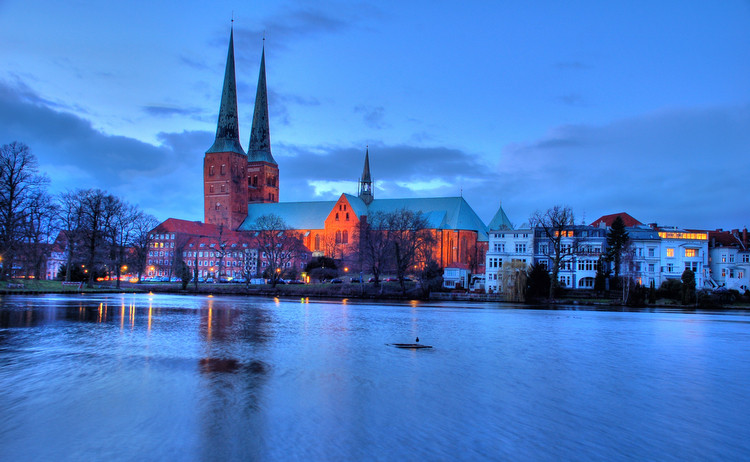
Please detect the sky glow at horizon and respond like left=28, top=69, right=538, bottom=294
left=0, top=1, right=748, bottom=230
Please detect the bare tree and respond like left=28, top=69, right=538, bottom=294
left=253, top=214, right=305, bottom=287
left=355, top=211, right=392, bottom=286
left=529, top=205, right=578, bottom=300
left=0, top=142, right=48, bottom=279
left=20, top=190, right=59, bottom=279
left=58, top=190, right=87, bottom=281
left=383, top=209, right=435, bottom=292
left=213, top=224, right=231, bottom=282
left=129, top=212, right=158, bottom=283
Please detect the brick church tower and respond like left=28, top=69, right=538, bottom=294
left=247, top=45, right=279, bottom=203
left=204, top=27, right=249, bottom=229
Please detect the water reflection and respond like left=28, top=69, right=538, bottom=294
left=0, top=294, right=748, bottom=461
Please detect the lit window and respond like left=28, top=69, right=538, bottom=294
left=685, top=249, right=696, bottom=258
left=666, top=248, right=674, bottom=257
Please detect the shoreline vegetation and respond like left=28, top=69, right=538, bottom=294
left=0, top=279, right=748, bottom=310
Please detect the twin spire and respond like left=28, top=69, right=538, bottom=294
left=207, top=26, right=275, bottom=165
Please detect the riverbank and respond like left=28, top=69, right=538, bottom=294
left=1, top=279, right=747, bottom=310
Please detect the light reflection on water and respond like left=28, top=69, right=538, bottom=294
left=0, top=293, right=749, bottom=461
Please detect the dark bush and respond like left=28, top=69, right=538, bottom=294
left=658, top=279, right=682, bottom=300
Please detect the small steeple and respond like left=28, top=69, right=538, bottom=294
left=207, top=26, right=245, bottom=155
left=248, top=44, right=276, bottom=164
left=358, top=147, right=373, bottom=205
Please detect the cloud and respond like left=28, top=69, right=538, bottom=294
left=0, top=79, right=209, bottom=221
left=556, top=93, right=587, bottom=107
left=554, top=61, right=590, bottom=70
left=494, top=104, right=750, bottom=229
left=232, top=6, right=371, bottom=56
left=354, top=104, right=386, bottom=129
left=3, top=76, right=746, bottom=231
left=142, top=105, right=203, bottom=117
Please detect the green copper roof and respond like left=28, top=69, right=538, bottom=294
left=239, top=200, right=335, bottom=230
left=248, top=46, right=276, bottom=164
left=206, top=28, right=246, bottom=156
left=239, top=195, right=489, bottom=241
left=488, top=204, right=513, bottom=230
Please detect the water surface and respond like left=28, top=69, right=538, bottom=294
left=1, top=294, right=748, bottom=461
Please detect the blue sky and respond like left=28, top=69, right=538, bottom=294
left=1, top=0, right=748, bottom=229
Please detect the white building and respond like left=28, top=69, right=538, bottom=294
left=656, top=227, right=709, bottom=288
left=708, top=229, right=750, bottom=292
left=485, top=228, right=534, bottom=293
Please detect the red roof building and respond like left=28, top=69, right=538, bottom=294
left=590, top=212, right=643, bottom=228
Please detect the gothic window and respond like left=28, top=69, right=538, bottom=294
left=335, top=231, right=342, bottom=244
left=343, top=230, right=348, bottom=244
left=253, top=176, right=258, bottom=187
left=346, top=213, right=349, bottom=221
left=221, top=164, right=226, bottom=175
left=315, top=234, right=320, bottom=251
left=210, top=165, right=214, bottom=176
left=335, top=213, right=339, bottom=221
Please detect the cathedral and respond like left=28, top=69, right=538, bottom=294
left=149, top=27, right=496, bottom=279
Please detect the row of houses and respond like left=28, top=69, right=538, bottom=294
left=482, top=212, right=749, bottom=294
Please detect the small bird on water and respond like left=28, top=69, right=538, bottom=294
left=416, top=337, right=419, bottom=343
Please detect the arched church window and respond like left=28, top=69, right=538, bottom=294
left=335, top=213, right=339, bottom=221
left=343, top=231, right=348, bottom=244
left=315, top=234, right=320, bottom=251
left=335, top=231, right=342, bottom=244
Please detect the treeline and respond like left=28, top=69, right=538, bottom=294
left=0, top=141, right=158, bottom=285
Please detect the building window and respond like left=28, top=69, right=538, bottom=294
left=648, top=263, right=655, bottom=272
left=346, top=213, right=349, bottom=221
left=721, top=254, right=727, bottom=263
left=730, top=254, right=735, bottom=263
left=666, top=248, right=674, bottom=257
left=648, top=248, right=655, bottom=257
left=515, top=243, right=526, bottom=253
left=221, top=164, right=226, bottom=175
left=739, top=271, right=745, bottom=279
left=539, top=243, right=548, bottom=254
left=493, top=243, right=505, bottom=252
left=315, top=234, right=320, bottom=251
left=215, top=202, right=220, bottom=210
left=343, top=230, right=349, bottom=244
left=721, top=269, right=726, bottom=277
left=667, top=263, right=674, bottom=273
left=335, top=213, right=339, bottom=221
left=685, top=249, right=697, bottom=258
left=221, top=184, right=225, bottom=192
left=335, top=231, right=342, bottom=244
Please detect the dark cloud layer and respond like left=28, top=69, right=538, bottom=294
left=2, top=78, right=747, bottom=230
left=0, top=80, right=208, bottom=221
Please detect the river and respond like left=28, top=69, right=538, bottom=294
left=0, top=293, right=748, bottom=461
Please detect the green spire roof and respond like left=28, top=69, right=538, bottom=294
left=358, top=147, right=373, bottom=204
left=488, top=204, right=513, bottom=230
left=248, top=46, right=276, bottom=164
left=207, top=27, right=245, bottom=155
